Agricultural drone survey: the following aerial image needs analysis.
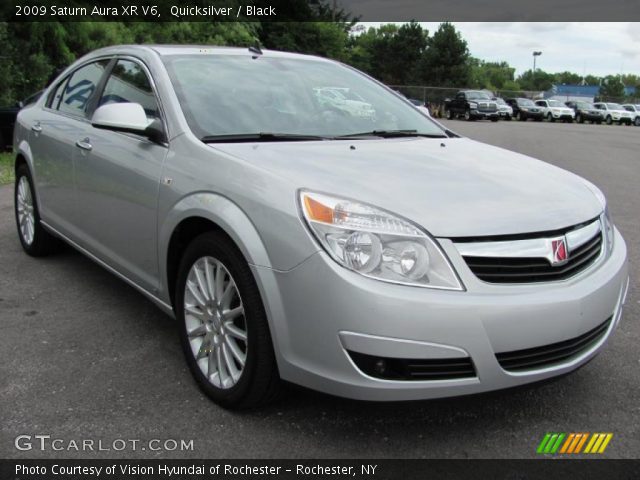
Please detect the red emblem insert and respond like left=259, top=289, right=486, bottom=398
left=551, top=238, right=568, bottom=264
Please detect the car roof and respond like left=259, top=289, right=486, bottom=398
left=84, top=44, right=330, bottom=62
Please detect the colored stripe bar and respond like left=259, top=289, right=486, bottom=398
left=560, top=433, right=575, bottom=454
left=598, top=434, right=613, bottom=453
left=584, top=433, right=598, bottom=453
left=537, top=433, right=553, bottom=454
left=550, top=433, right=566, bottom=454
left=574, top=433, right=589, bottom=453
left=544, top=434, right=559, bottom=454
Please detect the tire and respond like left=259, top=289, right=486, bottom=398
left=490, top=116, right=499, bottom=122
left=576, top=114, right=583, bottom=123
left=534, top=117, right=543, bottom=122
left=547, top=113, right=555, bottom=122
left=605, top=115, right=612, bottom=125
left=505, top=115, right=512, bottom=121
left=446, top=109, right=453, bottom=120
left=464, top=109, right=472, bottom=121
left=516, top=111, right=523, bottom=121
left=175, top=231, right=281, bottom=409
left=14, top=163, right=61, bottom=256
left=635, top=117, right=640, bottom=126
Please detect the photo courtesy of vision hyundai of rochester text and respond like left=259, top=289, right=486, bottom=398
left=13, top=46, right=629, bottom=408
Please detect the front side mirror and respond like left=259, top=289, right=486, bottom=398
left=92, top=102, right=151, bottom=134
left=92, top=102, right=166, bottom=143
left=16, top=101, right=24, bottom=109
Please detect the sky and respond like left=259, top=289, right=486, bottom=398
left=357, top=22, right=640, bottom=77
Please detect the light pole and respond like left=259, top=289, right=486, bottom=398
left=532, top=51, right=542, bottom=73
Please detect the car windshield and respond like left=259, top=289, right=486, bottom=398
left=576, top=102, right=593, bottom=109
left=162, top=53, right=446, bottom=139
left=517, top=99, right=535, bottom=106
left=466, top=91, right=491, bottom=100
left=548, top=100, right=565, bottom=107
left=606, top=103, right=623, bottom=110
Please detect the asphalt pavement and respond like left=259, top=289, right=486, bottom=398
left=1, top=119, right=638, bottom=459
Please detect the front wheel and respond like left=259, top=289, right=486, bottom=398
left=446, top=108, right=454, bottom=120
left=547, top=113, right=555, bottom=122
left=576, top=114, right=583, bottom=123
left=605, top=115, right=612, bottom=125
left=175, top=231, right=281, bottom=409
left=14, top=163, right=61, bottom=256
left=634, top=117, right=640, bottom=126
left=464, top=109, right=472, bottom=121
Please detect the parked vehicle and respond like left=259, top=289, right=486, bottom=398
left=315, top=87, right=376, bottom=119
left=621, top=104, right=640, bottom=126
left=593, top=102, right=633, bottom=125
left=535, top=99, right=575, bottom=123
left=493, top=97, right=513, bottom=120
left=407, top=98, right=431, bottom=117
left=505, top=98, right=544, bottom=121
left=13, top=46, right=628, bottom=408
left=0, top=91, right=42, bottom=150
left=565, top=101, right=603, bottom=124
left=444, top=90, right=499, bottom=121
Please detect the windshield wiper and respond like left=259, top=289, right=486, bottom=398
left=201, top=132, right=330, bottom=143
left=335, top=129, right=448, bottom=139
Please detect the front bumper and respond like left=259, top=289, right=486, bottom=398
left=254, top=228, right=628, bottom=401
left=551, top=112, right=574, bottom=120
left=470, top=109, right=499, bottom=119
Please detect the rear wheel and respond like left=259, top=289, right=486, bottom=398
left=175, top=231, right=281, bottom=409
left=14, top=163, right=61, bottom=256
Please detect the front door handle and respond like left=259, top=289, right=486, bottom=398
left=31, top=122, right=42, bottom=133
left=75, top=138, right=92, bottom=151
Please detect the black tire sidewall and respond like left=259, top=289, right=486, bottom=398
left=14, top=163, right=48, bottom=255
left=175, top=231, right=276, bottom=408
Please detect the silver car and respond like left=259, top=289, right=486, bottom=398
left=13, top=46, right=629, bottom=408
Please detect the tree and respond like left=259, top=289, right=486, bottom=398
left=469, top=59, right=516, bottom=90
left=418, top=22, right=470, bottom=87
left=600, top=75, right=625, bottom=99
left=517, top=69, right=555, bottom=91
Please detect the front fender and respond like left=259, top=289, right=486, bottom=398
left=159, top=192, right=274, bottom=299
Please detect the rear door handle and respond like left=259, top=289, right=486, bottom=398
left=75, top=138, right=92, bottom=151
left=31, top=123, right=42, bottom=133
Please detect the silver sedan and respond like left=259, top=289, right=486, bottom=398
left=13, top=45, right=628, bottom=408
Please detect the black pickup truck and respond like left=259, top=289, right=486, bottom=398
left=444, top=90, right=499, bottom=121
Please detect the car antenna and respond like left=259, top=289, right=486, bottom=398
left=249, top=43, right=263, bottom=57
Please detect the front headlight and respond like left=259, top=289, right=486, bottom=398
left=299, top=191, right=464, bottom=290
left=468, top=102, right=478, bottom=109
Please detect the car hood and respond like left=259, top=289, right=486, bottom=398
left=211, top=137, right=603, bottom=238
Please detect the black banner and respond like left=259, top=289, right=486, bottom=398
left=2, top=460, right=640, bottom=480
left=2, top=0, right=640, bottom=22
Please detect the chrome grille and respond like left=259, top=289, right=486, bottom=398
left=456, top=219, right=603, bottom=284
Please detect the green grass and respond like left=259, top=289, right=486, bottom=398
left=0, top=151, right=14, bottom=185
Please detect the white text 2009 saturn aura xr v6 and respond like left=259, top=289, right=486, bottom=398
left=14, top=46, right=629, bottom=408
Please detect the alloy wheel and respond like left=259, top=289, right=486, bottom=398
left=16, top=176, right=35, bottom=246
left=183, top=256, right=247, bottom=389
